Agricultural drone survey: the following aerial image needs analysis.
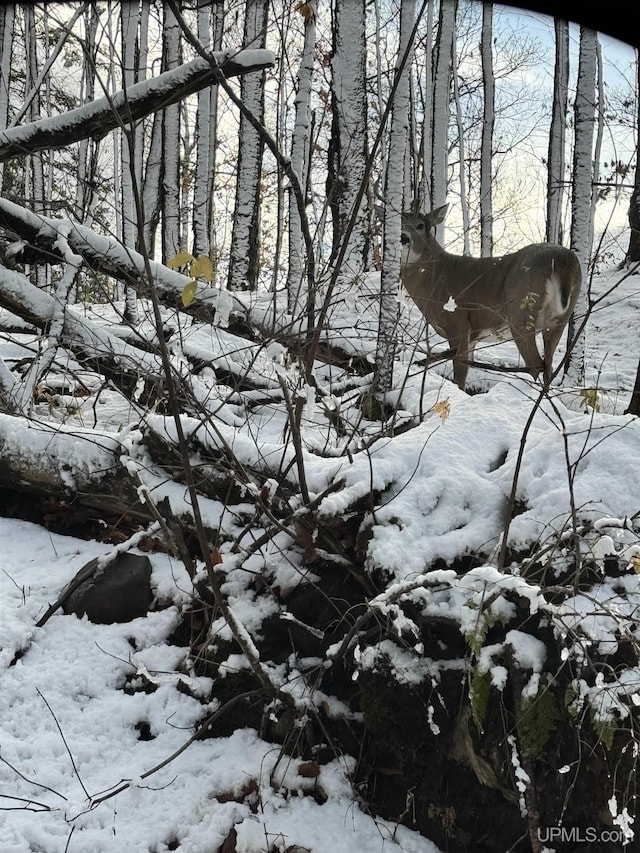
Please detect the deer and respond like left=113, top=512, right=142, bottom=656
left=400, top=204, right=582, bottom=391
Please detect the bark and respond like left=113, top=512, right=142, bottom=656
left=227, top=0, right=269, bottom=291
left=625, top=55, right=640, bottom=263
left=373, top=0, right=417, bottom=399
left=480, top=2, right=494, bottom=256
left=121, top=0, right=141, bottom=323
left=431, top=0, right=456, bottom=235
left=326, top=0, right=370, bottom=279
left=0, top=51, right=276, bottom=163
left=565, top=27, right=597, bottom=386
left=161, top=2, right=182, bottom=263
left=74, top=4, right=100, bottom=226
left=546, top=19, right=569, bottom=244
left=192, top=1, right=223, bottom=259
left=418, top=1, right=434, bottom=209
left=0, top=5, right=15, bottom=192
left=452, top=37, right=470, bottom=254
left=286, top=1, right=316, bottom=315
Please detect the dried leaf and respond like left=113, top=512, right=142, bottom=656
left=191, top=255, right=215, bottom=282
left=432, top=399, right=450, bottom=422
left=297, top=759, right=320, bottom=778
left=631, top=553, right=640, bottom=574
left=181, top=280, right=198, bottom=307
left=167, top=250, right=194, bottom=269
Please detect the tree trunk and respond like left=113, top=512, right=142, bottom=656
left=161, top=1, right=182, bottom=263
left=326, top=0, right=370, bottom=281
left=0, top=4, right=15, bottom=193
left=565, top=27, right=597, bottom=387
left=625, top=54, right=640, bottom=263
left=286, top=1, right=316, bottom=316
left=418, top=0, right=434, bottom=210
left=121, top=0, right=141, bottom=323
left=373, top=0, right=417, bottom=400
left=227, top=0, right=269, bottom=291
left=480, top=2, right=494, bottom=256
left=546, top=19, right=569, bottom=244
left=452, top=35, right=470, bottom=254
left=431, top=0, right=456, bottom=237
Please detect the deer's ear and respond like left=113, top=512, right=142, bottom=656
left=432, top=204, right=448, bottom=223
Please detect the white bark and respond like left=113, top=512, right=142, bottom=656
left=373, top=0, right=417, bottom=398
left=327, top=0, right=369, bottom=281
left=566, top=27, right=597, bottom=387
left=546, top=18, right=569, bottom=245
left=74, top=4, right=100, bottom=225
left=193, top=1, right=213, bottom=258
left=121, top=1, right=141, bottom=323
left=452, top=38, right=470, bottom=254
left=286, top=1, right=316, bottom=315
left=480, top=2, right=494, bottom=256
left=431, top=0, right=456, bottom=238
left=162, top=2, right=182, bottom=263
left=0, top=5, right=15, bottom=191
left=228, top=0, right=269, bottom=291
left=419, top=1, right=434, bottom=209
left=590, top=39, right=604, bottom=251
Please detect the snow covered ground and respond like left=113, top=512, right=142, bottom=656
left=1, top=266, right=639, bottom=852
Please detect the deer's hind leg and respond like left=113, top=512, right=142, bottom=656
left=511, top=327, right=545, bottom=383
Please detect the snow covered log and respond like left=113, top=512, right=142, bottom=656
left=0, top=413, right=149, bottom=522
left=0, top=50, right=276, bottom=162
left=0, top=197, right=243, bottom=323
left=0, top=264, right=164, bottom=397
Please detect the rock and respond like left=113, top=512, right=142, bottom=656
left=63, top=552, right=153, bottom=624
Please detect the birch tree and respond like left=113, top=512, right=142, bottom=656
left=192, top=1, right=224, bottom=260
left=227, top=0, right=269, bottom=291
left=418, top=1, right=434, bottom=210
left=373, top=0, right=417, bottom=399
left=431, top=0, right=456, bottom=233
left=121, top=1, right=142, bottom=322
left=625, top=54, right=640, bottom=265
left=546, top=19, right=569, bottom=244
left=0, top=5, right=15, bottom=193
left=161, top=2, right=182, bottom=263
left=480, top=2, right=494, bottom=255
left=286, top=0, right=316, bottom=316
left=452, top=32, right=470, bottom=253
left=565, top=27, right=598, bottom=386
left=326, top=0, right=369, bottom=281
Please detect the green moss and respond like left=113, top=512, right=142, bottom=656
left=590, top=712, right=617, bottom=750
left=516, top=678, right=559, bottom=759
left=469, top=668, right=492, bottom=730
left=360, top=685, right=391, bottom=736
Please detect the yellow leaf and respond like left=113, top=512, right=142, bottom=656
left=432, top=400, right=450, bottom=422
left=181, top=280, right=198, bottom=307
left=631, top=554, right=640, bottom=575
left=168, top=251, right=194, bottom=269
left=191, top=255, right=215, bottom=282
left=580, top=388, right=600, bottom=412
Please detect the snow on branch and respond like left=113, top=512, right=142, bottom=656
left=0, top=197, right=240, bottom=322
left=0, top=49, right=276, bottom=162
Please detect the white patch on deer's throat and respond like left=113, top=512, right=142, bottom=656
left=401, top=239, right=425, bottom=266
left=444, top=296, right=457, bottom=312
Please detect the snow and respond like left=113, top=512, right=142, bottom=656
left=1, top=266, right=640, bottom=851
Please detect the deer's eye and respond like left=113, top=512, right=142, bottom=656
left=416, top=222, right=425, bottom=231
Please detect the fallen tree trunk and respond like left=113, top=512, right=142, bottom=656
left=0, top=49, right=275, bottom=162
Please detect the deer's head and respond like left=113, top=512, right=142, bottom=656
left=400, top=204, right=448, bottom=267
